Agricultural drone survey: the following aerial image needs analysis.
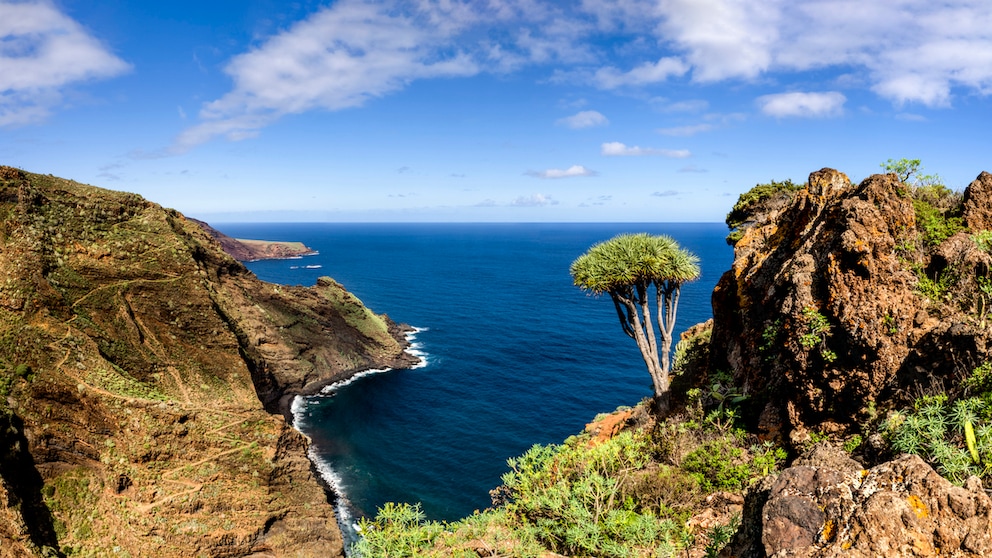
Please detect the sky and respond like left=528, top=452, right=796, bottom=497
left=2, top=0, right=992, bottom=223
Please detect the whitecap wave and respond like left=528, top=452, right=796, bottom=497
left=405, top=326, right=429, bottom=369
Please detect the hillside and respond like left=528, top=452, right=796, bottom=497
left=0, top=166, right=414, bottom=556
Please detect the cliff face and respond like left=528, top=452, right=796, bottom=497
left=0, top=166, right=412, bottom=556
left=710, top=168, right=992, bottom=442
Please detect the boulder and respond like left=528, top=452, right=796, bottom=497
left=730, top=446, right=992, bottom=557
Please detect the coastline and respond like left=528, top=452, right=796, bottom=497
left=191, top=217, right=319, bottom=261
left=291, top=327, right=429, bottom=551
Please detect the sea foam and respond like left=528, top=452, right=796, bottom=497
left=290, top=326, right=428, bottom=551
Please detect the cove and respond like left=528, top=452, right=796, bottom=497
left=222, top=223, right=733, bottom=525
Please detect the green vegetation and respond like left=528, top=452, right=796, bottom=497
left=881, top=158, right=965, bottom=248
left=881, top=158, right=942, bottom=188
left=843, top=434, right=863, bottom=454
left=682, top=439, right=784, bottom=491
left=42, top=468, right=102, bottom=553
left=672, top=325, right=711, bottom=376
left=353, top=401, right=787, bottom=557
left=973, top=230, right=992, bottom=252
left=570, top=233, right=701, bottom=412
left=882, top=363, right=992, bottom=484
left=915, top=267, right=957, bottom=304
left=914, top=194, right=965, bottom=246
left=0, top=363, right=33, bottom=398
left=725, top=179, right=804, bottom=245
left=799, top=307, right=836, bottom=363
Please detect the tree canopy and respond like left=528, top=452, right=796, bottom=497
left=570, top=233, right=700, bottom=413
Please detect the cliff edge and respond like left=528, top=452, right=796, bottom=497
left=0, top=166, right=413, bottom=556
left=711, top=168, right=992, bottom=442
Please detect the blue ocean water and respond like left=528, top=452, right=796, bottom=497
left=217, top=223, right=732, bottom=528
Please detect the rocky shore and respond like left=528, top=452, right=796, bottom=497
left=0, top=166, right=412, bottom=556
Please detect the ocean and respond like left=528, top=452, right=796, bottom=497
left=216, top=222, right=732, bottom=535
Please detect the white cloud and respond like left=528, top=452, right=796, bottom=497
left=0, top=1, right=129, bottom=126
left=662, top=99, right=709, bottom=113
left=652, top=190, right=679, bottom=197
left=656, top=123, right=714, bottom=136
left=652, top=0, right=779, bottom=82
left=896, top=112, right=927, bottom=122
left=511, top=193, right=559, bottom=206
left=601, top=142, right=691, bottom=158
left=526, top=165, right=597, bottom=178
left=583, top=0, right=992, bottom=107
left=175, top=0, right=992, bottom=149
left=594, top=56, right=688, bottom=88
left=176, top=0, right=480, bottom=151
left=757, top=91, right=846, bottom=118
left=556, top=110, right=608, bottom=128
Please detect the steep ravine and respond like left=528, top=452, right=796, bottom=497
left=0, top=166, right=413, bottom=556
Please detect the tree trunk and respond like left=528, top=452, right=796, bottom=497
left=613, top=293, right=664, bottom=397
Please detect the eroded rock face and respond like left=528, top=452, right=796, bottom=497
left=962, top=171, right=992, bottom=231
left=710, top=169, right=992, bottom=440
left=727, top=446, right=992, bottom=558
left=0, top=167, right=413, bottom=556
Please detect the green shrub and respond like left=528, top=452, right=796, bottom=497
left=673, top=326, right=711, bottom=375
left=915, top=267, right=957, bottom=303
left=843, top=435, right=863, bottom=454
left=0, top=363, right=33, bottom=397
left=798, top=307, right=837, bottom=363
left=725, top=179, right=804, bottom=245
left=966, top=362, right=992, bottom=393
left=681, top=439, right=748, bottom=492
left=972, top=230, right=992, bottom=252
left=353, top=430, right=691, bottom=557
left=799, top=308, right=831, bottom=349
left=914, top=198, right=965, bottom=247
left=500, top=432, right=681, bottom=557
left=704, top=515, right=741, bottom=558
left=882, top=390, right=992, bottom=485
left=352, top=503, right=446, bottom=557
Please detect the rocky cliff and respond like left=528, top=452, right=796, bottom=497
left=707, top=168, right=992, bottom=557
left=711, top=168, right=992, bottom=443
left=0, top=166, right=414, bottom=556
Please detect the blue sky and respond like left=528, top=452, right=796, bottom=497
left=2, top=0, right=992, bottom=222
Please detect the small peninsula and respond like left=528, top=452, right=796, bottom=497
left=189, top=218, right=318, bottom=262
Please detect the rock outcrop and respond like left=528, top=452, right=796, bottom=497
left=0, top=167, right=413, bottom=556
left=710, top=169, right=992, bottom=441
left=725, top=445, right=992, bottom=557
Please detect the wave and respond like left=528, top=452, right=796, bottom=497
left=290, top=326, right=429, bottom=552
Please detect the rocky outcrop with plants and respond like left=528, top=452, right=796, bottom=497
left=0, top=166, right=413, bottom=556
left=709, top=164, right=992, bottom=557
left=710, top=168, right=992, bottom=442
